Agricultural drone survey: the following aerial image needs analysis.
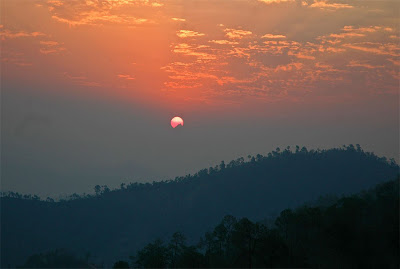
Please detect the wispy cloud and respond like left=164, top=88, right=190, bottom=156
left=172, top=18, right=186, bottom=22
left=224, top=28, right=252, bottom=39
left=1, top=50, right=33, bottom=67
left=0, top=29, right=45, bottom=39
left=117, top=74, right=135, bottom=80
left=39, top=40, right=66, bottom=55
left=343, top=43, right=400, bottom=57
left=46, top=0, right=157, bottom=26
left=177, top=30, right=205, bottom=38
left=258, top=0, right=354, bottom=11
left=347, top=60, right=384, bottom=69
left=63, top=72, right=101, bottom=87
left=172, top=43, right=216, bottom=60
left=262, top=34, right=287, bottom=39
left=309, top=0, right=353, bottom=10
left=209, top=40, right=239, bottom=45
left=51, top=12, right=148, bottom=27
left=258, top=0, right=295, bottom=4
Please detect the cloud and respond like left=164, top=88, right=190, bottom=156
left=261, top=40, right=301, bottom=55
left=2, top=57, right=33, bottom=67
left=262, top=34, right=287, bottom=39
left=342, top=26, right=379, bottom=33
left=258, top=0, right=295, bottom=4
left=343, top=43, right=400, bottom=57
left=39, top=48, right=66, bottom=55
left=258, top=0, right=354, bottom=10
left=117, top=74, right=135, bottom=80
left=177, top=30, right=205, bottom=38
left=1, top=49, right=33, bottom=67
left=172, top=43, right=216, bottom=60
left=329, top=32, right=365, bottom=38
left=40, top=40, right=60, bottom=46
left=51, top=12, right=148, bottom=27
left=63, top=72, right=87, bottom=80
left=275, top=62, right=303, bottom=72
left=387, top=58, right=400, bottom=66
left=46, top=0, right=156, bottom=26
left=62, top=72, right=101, bottom=87
left=39, top=40, right=66, bottom=55
left=224, top=28, right=252, bottom=39
left=0, top=29, right=45, bottom=39
left=288, top=48, right=316, bottom=60
left=309, top=0, right=354, bottom=10
left=317, top=26, right=395, bottom=47
left=209, top=40, right=239, bottom=45
left=172, top=18, right=186, bottom=22
left=216, top=76, right=256, bottom=86
left=347, top=61, right=384, bottom=69
left=228, top=47, right=251, bottom=58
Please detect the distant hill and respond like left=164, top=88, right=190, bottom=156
left=1, top=145, right=398, bottom=267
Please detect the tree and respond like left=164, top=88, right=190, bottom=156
left=169, top=232, right=186, bottom=268
left=231, top=218, right=263, bottom=268
left=102, top=185, right=110, bottom=194
left=219, top=160, right=226, bottom=170
left=177, top=246, right=206, bottom=268
left=19, top=249, right=88, bottom=268
left=113, top=260, right=129, bottom=268
left=132, top=239, right=170, bottom=268
left=94, top=185, right=101, bottom=196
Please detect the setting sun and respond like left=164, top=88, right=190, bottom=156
left=171, top=116, right=184, bottom=128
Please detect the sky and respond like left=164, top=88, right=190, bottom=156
left=1, top=0, right=399, bottom=197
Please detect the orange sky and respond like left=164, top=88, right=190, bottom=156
left=2, top=0, right=399, bottom=112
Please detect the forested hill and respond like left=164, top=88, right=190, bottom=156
left=1, top=146, right=398, bottom=267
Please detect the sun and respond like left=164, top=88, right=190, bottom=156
left=171, top=116, right=184, bottom=128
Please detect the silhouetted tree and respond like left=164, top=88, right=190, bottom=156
left=169, top=232, right=186, bottom=268
left=18, top=249, right=88, bottom=268
left=131, top=178, right=399, bottom=268
left=113, top=260, right=129, bottom=268
left=94, top=185, right=101, bottom=196
left=132, top=239, right=170, bottom=268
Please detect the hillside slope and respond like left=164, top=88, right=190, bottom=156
left=1, top=146, right=398, bottom=266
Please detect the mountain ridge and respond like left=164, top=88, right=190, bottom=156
left=1, top=145, right=398, bottom=267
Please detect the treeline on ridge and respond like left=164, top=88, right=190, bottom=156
left=1, top=144, right=396, bottom=201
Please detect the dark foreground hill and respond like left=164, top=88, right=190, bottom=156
left=17, top=179, right=400, bottom=269
left=122, top=179, right=399, bottom=268
left=1, top=146, right=398, bottom=267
